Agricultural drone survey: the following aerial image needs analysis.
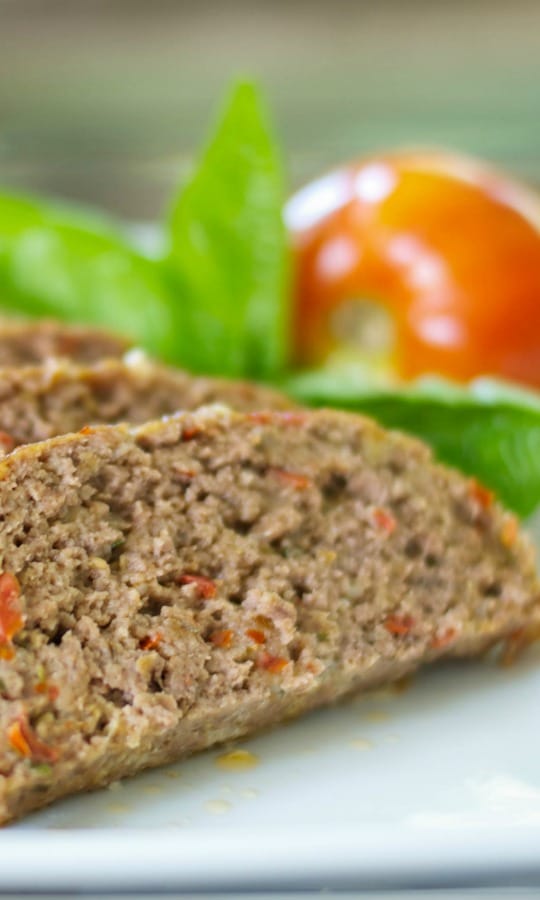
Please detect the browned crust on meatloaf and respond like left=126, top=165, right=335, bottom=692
left=0, top=356, right=293, bottom=449
left=0, top=406, right=537, bottom=823
left=0, top=319, right=129, bottom=365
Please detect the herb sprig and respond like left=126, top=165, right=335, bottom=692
left=0, top=80, right=539, bottom=515
left=0, top=81, right=288, bottom=377
left=165, top=82, right=289, bottom=378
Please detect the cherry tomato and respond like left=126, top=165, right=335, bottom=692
left=286, top=151, right=540, bottom=387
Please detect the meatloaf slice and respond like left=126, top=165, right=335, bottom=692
left=0, top=406, right=537, bottom=823
left=0, top=319, right=129, bottom=365
left=0, top=356, right=293, bottom=449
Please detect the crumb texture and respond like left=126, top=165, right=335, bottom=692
left=0, top=407, right=537, bottom=823
left=0, top=358, right=293, bottom=450
left=0, top=320, right=129, bottom=366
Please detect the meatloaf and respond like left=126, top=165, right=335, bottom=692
left=0, top=319, right=129, bottom=365
left=0, top=405, right=537, bottom=823
left=0, top=356, right=292, bottom=450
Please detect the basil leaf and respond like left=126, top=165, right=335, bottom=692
left=286, top=369, right=540, bottom=517
left=166, top=80, right=289, bottom=378
left=0, top=192, right=175, bottom=359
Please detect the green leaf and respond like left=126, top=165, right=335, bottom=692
left=0, top=192, right=175, bottom=359
left=166, top=80, right=289, bottom=378
left=285, top=369, right=540, bottom=517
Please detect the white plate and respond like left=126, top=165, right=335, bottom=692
left=4, top=522, right=540, bottom=893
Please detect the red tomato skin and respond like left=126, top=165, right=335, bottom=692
left=286, top=152, right=540, bottom=387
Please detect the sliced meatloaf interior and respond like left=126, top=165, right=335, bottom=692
left=0, top=406, right=537, bottom=823
left=0, top=319, right=130, bottom=365
left=0, top=356, right=293, bottom=450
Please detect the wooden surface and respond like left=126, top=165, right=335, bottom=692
left=1, top=0, right=540, bottom=218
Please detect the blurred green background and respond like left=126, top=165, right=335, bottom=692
left=1, top=0, right=539, bottom=219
